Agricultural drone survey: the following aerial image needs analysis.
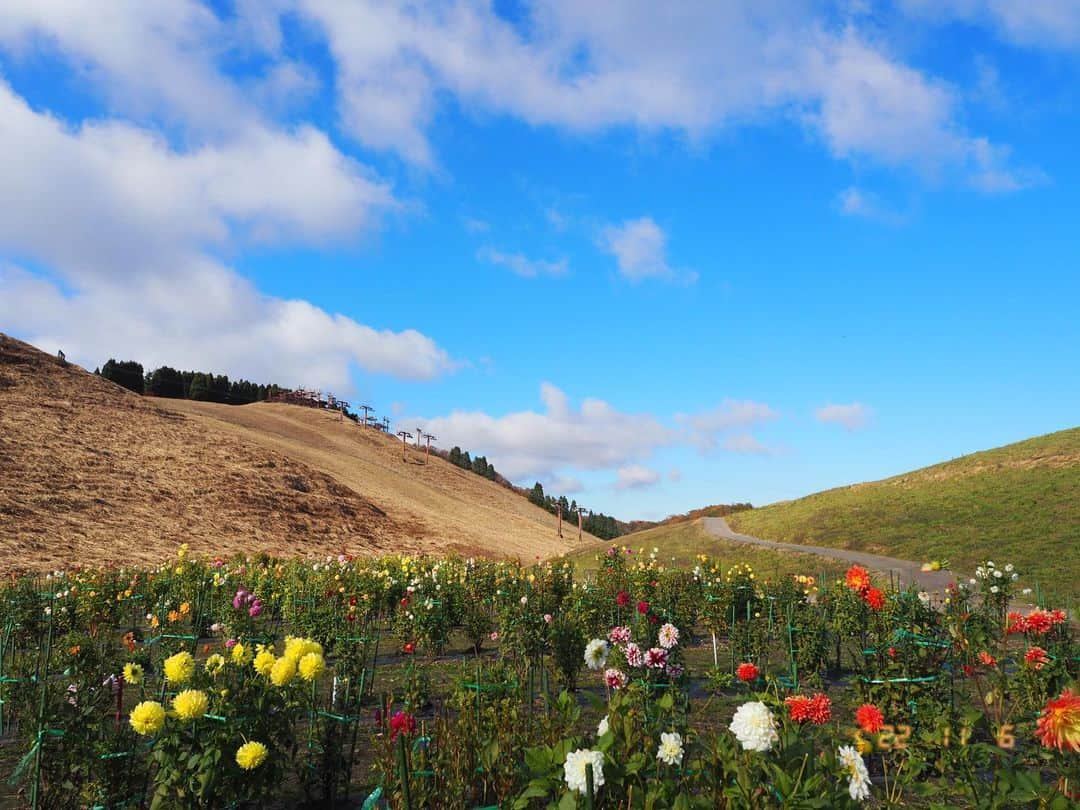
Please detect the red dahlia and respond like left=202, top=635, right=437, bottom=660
left=855, top=703, right=885, bottom=734
left=736, top=662, right=760, bottom=683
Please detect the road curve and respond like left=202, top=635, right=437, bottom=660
left=702, top=517, right=956, bottom=594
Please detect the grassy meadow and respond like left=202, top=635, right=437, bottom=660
left=728, top=427, right=1080, bottom=603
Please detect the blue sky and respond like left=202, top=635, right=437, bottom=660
left=1, top=1, right=1078, bottom=521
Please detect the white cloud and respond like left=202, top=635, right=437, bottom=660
left=547, top=475, right=584, bottom=495
left=414, top=383, right=674, bottom=480
left=0, top=77, right=454, bottom=387
left=600, top=217, right=695, bottom=283
left=600, top=217, right=670, bottom=281
left=722, top=434, right=775, bottom=455
left=815, top=402, right=873, bottom=432
left=836, top=187, right=905, bottom=225
left=900, top=1, right=1080, bottom=51
left=0, top=1, right=256, bottom=135
left=464, top=217, right=491, bottom=234
left=677, top=399, right=779, bottom=450
left=478, top=247, right=568, bottom=278
left=291, top=1, right=1031, bottom=187
left=616, top=464, right=661, bottom=490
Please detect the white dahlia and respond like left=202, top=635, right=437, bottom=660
left=730, top=701, right=778, bottom=752
left=656, top=731, right=684, bottom=766
left=837, top=745, right=871, bottom=802
left=584, top=639, right=609, bottom=671
left=564, top=749, right=605, bottom=794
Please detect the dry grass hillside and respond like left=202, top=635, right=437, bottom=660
left=0, top=334, right=598, bottom=572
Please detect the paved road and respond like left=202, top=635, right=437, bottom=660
left=702, top=517, right=956, bottom=594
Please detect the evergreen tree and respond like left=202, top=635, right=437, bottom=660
left=529, top=482, right=546, bottom=507
left=100, top=359, right=145, bottom=394
left=146, top=366, right=185, bottom=398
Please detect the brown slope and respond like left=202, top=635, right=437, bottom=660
left=153, top=398, right=598, bottom=561
left=0, top=334, right=596, bottom=572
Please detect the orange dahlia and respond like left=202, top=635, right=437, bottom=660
left=1024, top=646, right=1050, bottom=671
left=845, top=565, right=871, bottom=594
left=1035, top=688, right=1080, bottom=753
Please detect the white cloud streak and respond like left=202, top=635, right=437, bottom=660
left=815, top=402, right=873, bottom=432
left=616, top=464, right=661, bottom=490
left=478, top=247, right=568, bottom=278
left=900, top=0, right=1080, bottom=51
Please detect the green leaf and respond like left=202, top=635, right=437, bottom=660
left=526, top=746, right=554, bottom=775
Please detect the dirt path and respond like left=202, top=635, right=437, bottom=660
left=703, top=517, right=956, bottom=594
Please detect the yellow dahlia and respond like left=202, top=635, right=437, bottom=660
left=163, top=651, right=195, bottom=684
left=231, top=642, right=251, bottom=665
left=270, top=656, right=296, bottom=687
left=129, top=701, right=166, bottom=736
left=235, top=741, right=268, bottom=770
left=253, top=649, right=276, bottom=677
left=283, top=636, right=322, bottom=663
left=123, top=662, right=144, bottom=685
left=205, top=654, right=226, bottom=675
left=172, top=689, right=209, bottom=722
left=298, top=652, right=326, bottom=682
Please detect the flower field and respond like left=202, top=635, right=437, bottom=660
left=0, top=544, right=1077, bottom=808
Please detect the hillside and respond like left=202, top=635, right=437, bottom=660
left=0, top=334, right=598, bottom=572
left=727, top=428, right=1080, bottom=600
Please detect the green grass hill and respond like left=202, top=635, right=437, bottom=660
left=726, top=427, right=1080, bottom=602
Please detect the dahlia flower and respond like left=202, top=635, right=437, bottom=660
left=1025, top=646, right=1050, bottom=670
left=162, top=651, right=195, bottom=685
left=730, top=701, right=778, bottom=752
left=390, top=710, right=416, bottom=740
left=608, top=625, right=631, bottom=644
left=845, top=565, right=871, bottom=594
left=785, top=693, right=831, bottom=725
left=1035, top=688, right=1080, bottom=753
left=122, top=662, right=143, bottom=686
left=299, top=652, right=326, bottom=681
left=235, top=741, right=268, bottom=770
left=863, top=587, right=886, bottom=611
left=658, top=623, right=680, bottom=649
left=644, top=647, right=668, bottom=669
left=129, top=701, right=166, bottom=736
left=253, top=649, right=276, bottom=677
left=624, top=642, right=644, bottom=668
left=855, top=703, right=885, bottom=734
left=604, top=668, right=628, bottom=690
left=837, top=745, right=871, bottom=801
left=736, top=662, right=759, bottom=683
left=270, top=655, right=297, bottom=687
left=584, top=639, right=609, bottom=670
left=563, top=749, right=605, bottom=794
left=656, top=731, right=684, bottom=766
left=171, top=689, right=209, bottom=722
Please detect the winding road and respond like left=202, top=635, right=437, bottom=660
left=703, top=517, right=956, bottom=594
